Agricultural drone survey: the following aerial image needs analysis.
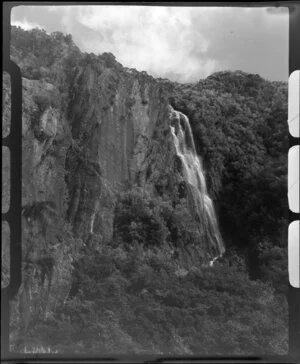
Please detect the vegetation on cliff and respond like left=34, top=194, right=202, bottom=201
left=14, top=240, right=287, bottom=355
left=170, top=70, right=288, bottom=282
left=3, top=26, right=289, bottom=355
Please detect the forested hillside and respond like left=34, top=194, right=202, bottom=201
left=2, top=26, right=288, bottom=355
left=169, top=70, right=288, bottom=281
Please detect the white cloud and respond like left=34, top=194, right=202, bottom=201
left=62, top=6, right=213, bottom=82
left=10, top=5, right=288, bottom=82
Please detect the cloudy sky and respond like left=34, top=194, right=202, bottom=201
left=11, top=5, right=289, bottom=83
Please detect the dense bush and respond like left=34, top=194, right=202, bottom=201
left=113, top=189, right=214, bottom=265
left=17, top=243, right=287, bottom=355
left=113, top=189, right=169, bottom=248
left=170, top=71, right=288, bottom=268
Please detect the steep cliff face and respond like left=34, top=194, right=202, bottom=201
left=3, top=71, right=76, bottom=332
left=21, top=78, right=71, bottom=210
left=63, top=57, right=224, bottom=261
left=3, top=28, right=225, bottom=267
left=3, top=28, right=224, bottom=299
left=3, top=73, right=71, bottom=257
left=65, top=63, right=171, bottom=243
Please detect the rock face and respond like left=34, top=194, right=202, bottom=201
left=3, top=28, right=224, bottom=300
left=65, top=65, right=171, bottom=243
left=4, top=29, right=225, bottom=262
left=64, top=62, right=224, bottom=260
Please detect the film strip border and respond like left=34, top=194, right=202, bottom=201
left=1, top=2, right=300, bottom=361
left=288, top=3, right=300, bottom=359
left=2, top=3, right=22, bottom=356
left=288, top=70, right=299, bottom=288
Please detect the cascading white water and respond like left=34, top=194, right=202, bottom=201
left=170, top=107, right=225, bottom=261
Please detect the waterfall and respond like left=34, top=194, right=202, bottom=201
left=169, top=107, right=225, bottom=261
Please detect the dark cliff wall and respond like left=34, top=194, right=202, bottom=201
left=64, top=61, right=174, bottom=242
